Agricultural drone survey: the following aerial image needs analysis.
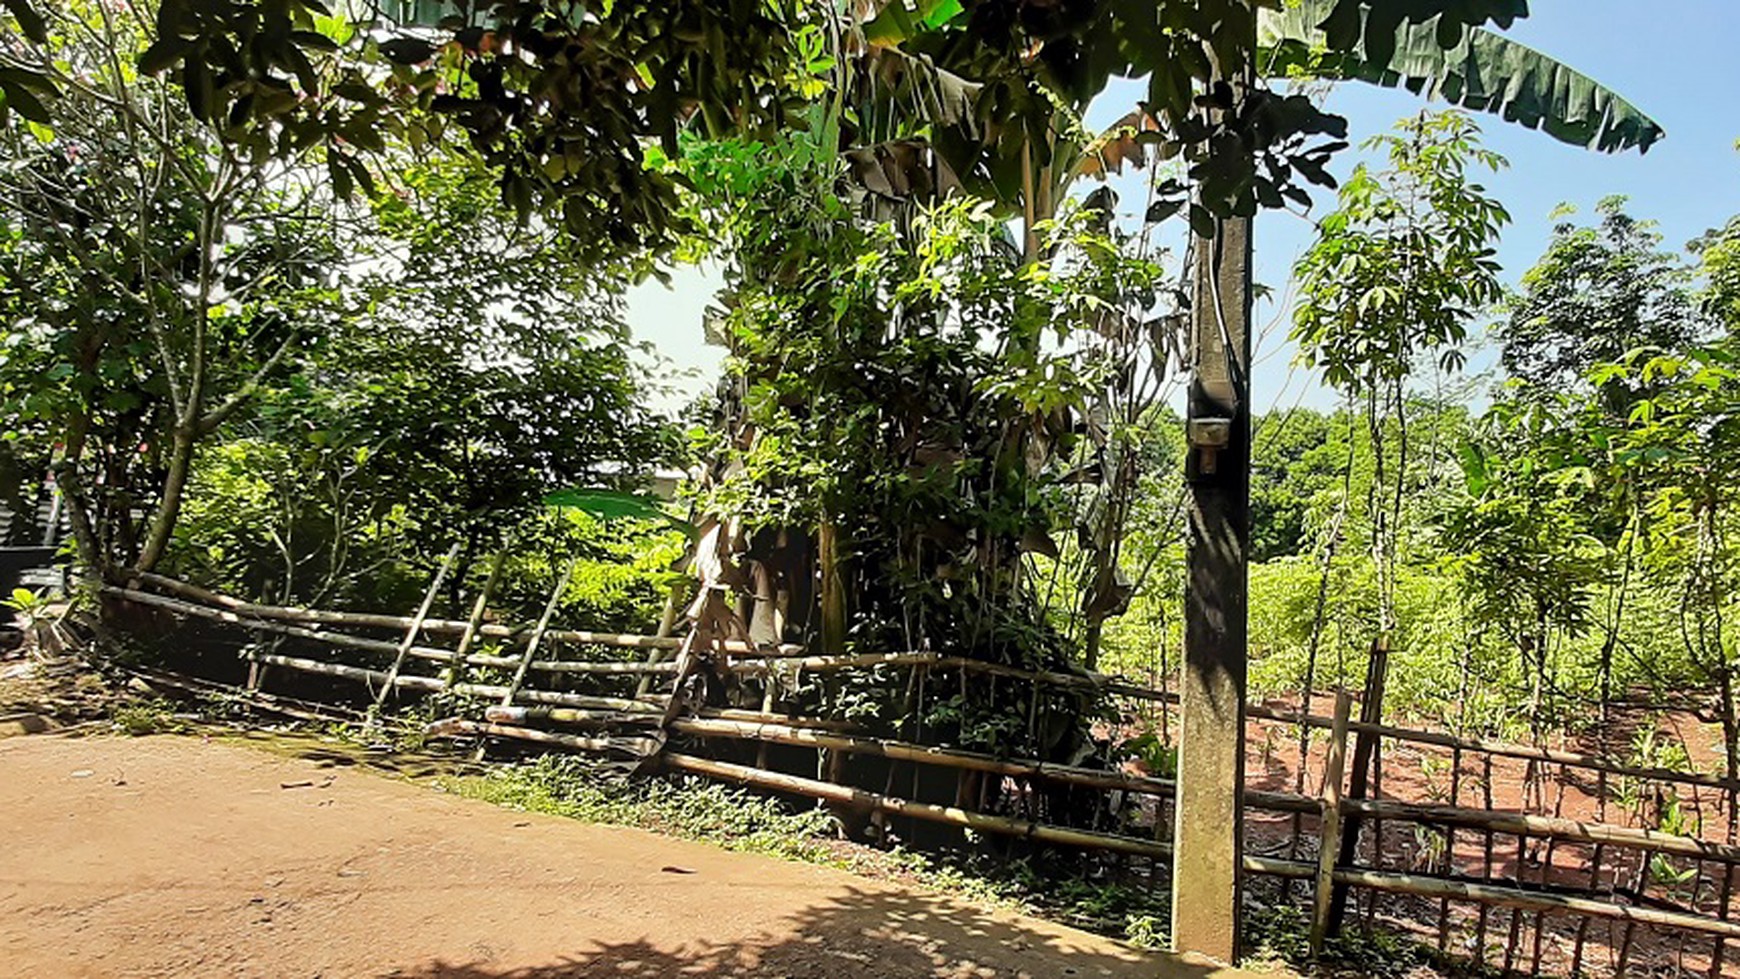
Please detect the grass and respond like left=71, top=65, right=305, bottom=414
left=436, top=752, right=1503, bottom=977
left=434, top=753, right=1169, bottom=944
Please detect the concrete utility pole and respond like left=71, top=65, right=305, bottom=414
left=1170, top=10, right=1256, bottom=962
left=1171, top=208, right=1253, bottom=964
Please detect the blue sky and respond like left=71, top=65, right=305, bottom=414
left=627, top=1, right=1740, bottom=414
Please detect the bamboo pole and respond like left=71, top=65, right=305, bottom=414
left=727, top=652, right=943, bottom=673
left=668, top=715, right=1182, bottom=796
left=634, top=581, right=686, bottom=698
left=105, top=587, right=675, bottom=678
left=130, top=572, right=802, bottom=654
left=371, top=543, right=460, bottom=721
left=1327, top=640, right=1388, bottom=934
left=1310, top=690, right=1354, bottom=956
left=498, top=559, right=579, bottom=714
left=485, top=706, right=657, bottom=728
left=1246, top=855, right=1740, bottom=942
left=1339, top=799, right=1740, bottom=865
left=660, top=751, right=1173, bottom=861
left=444, top=548, right=507, bottom=691
left=426, top=718, right=655, bottom=756
left=249, top=652, right=661, bottom=714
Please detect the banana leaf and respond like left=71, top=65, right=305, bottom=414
left=1260, top=1, right=1665, bottom=153
left=543, top=488, right=693, bottom=535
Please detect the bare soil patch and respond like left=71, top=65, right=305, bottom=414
left=0, top=733, right=1266, bottom=979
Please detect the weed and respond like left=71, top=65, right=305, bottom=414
left=111, top=699, right=189, bottom=736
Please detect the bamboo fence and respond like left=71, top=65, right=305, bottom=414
left=105, top=574, right=1740, bottom=977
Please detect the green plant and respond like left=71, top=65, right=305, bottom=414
left=111, top=699, right=188, bottom=736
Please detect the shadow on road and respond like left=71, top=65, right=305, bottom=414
left=392, top=884, right=1234, bottom=978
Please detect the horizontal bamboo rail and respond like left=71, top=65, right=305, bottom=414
left=250, top=652, right=664, bottom=714
left=486, top=705, right=859, bottom=733
left=1244, top=702, right=1740, bottom=796
left=428, top=721, right=1171, bottom=860
left=667, top=715, right=1183, bottom=795
left=425, top=718, right=652, bottom=756
left=660, top=750, right=1173, bottom=860
left=1246, top=856, right=1740, bottom=942
left=1346, top=798, right=1740, bottom=865
left=108, top=587, right=679, bottom=676
left=129, top=573, right=803, bottom=655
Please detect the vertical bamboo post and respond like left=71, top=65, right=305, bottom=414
left=1477, top=752, right=1496, bottom=965
left=1310, top=689, right=1354, bottom=957
left=1326, top=636, right=1389, bottom=934
left=369, top=543, right=461, bottom=724
left=633, top=582, right=685, bottom=698
left=818, top=520, right=846, bottom=655
left=1438, top=744, right=1464, bottom=953
left=443, top=548, right=507, bottom=692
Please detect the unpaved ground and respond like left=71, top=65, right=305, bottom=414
left=0, top=734, right=1263, bottom=979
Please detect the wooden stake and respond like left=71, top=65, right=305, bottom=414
left=371, top=544, right=461, bottom=723
left=443, top=548, right=507, bottom=692
left=1310, top=690, right=1354, bottom=957
left=498, top=557, right=580, bottom=708
left=1326, top=636, right=1389, bottom=934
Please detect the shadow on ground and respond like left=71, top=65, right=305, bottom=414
left=392, top=884, right=1228, bottom=979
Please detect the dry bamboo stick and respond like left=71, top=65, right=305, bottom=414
left=1310, top=691, right=1354, bottom=956
left=1246, top=856, right=1740, bottom=941
left=444, top=549, right=507, bottom=690
left=660, top=751, right=1173, bottom=860
left=106, top=587, right=674, bottom=678
left=372, top=544, right=460, bottom=719
left=485, top=706, right=657, bottom=727
left=250, top=652, right=661, bottom=714
left=426, top=718, right=653, bottom=755
left=130, top=572, right=803, bottom=654
left=667, top=716, right=1180, bottom=796
left=727, top=652, right=943, bottom=673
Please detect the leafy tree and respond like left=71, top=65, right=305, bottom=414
left=1499, top=198, right=1707, bottom=409
left=0, top=0, right=343, bottom=580
left=1600, top=344, right=1740, bottom=776
left=1292, top=109, right=1508, bottom=646
left=167, top=154, right=682, bottom=609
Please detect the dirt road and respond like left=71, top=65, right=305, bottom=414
left=0, top=734, right=1263, bottom=978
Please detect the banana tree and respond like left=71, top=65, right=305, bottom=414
left=843, top=0, right=1661, bottom=664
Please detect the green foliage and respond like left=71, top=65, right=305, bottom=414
left=137, top=0, right=807, bottom=261
left=159, top=153, right=683, bottom=619
left=1260, top=1, right=1663, bottom=154
left=443, top=754, right=842, bottom=865
left=0, top=1, right=346, bottom=578
left=1499, top=198, right=1707, bottom=403
left=1293, top=110, right=1509, bottom=392
left=694, top=132, right=1164, bottom=668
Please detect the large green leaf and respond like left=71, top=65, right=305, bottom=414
left=1260, top=1, right=1664, bottom=153
left=543, top=488, right=693, bottom=534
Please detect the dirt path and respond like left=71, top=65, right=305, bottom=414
left=0, top=734, right=1267, bottom=979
